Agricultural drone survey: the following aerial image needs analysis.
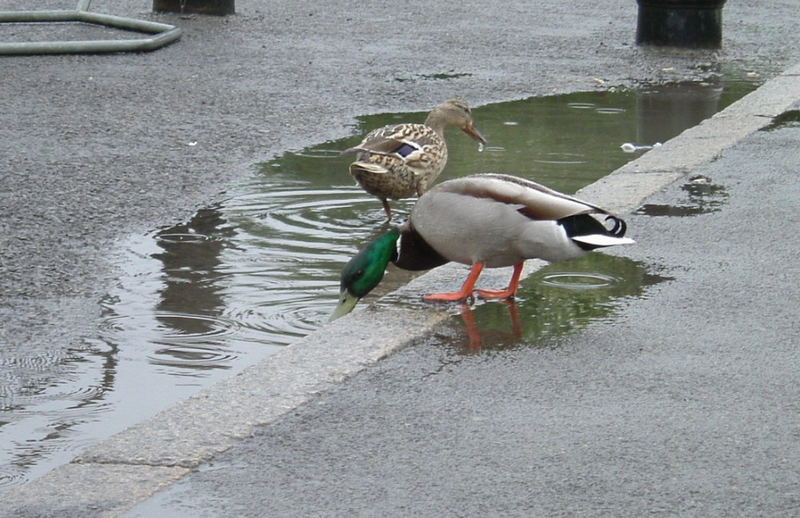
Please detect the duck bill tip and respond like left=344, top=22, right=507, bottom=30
left=462, top=124, right=487, bottom=144
left=328, top=292, right=360, bottom=322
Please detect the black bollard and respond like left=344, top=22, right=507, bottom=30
left=636, top=0, right=727, bottom=48
left=153, top=0, right=234, bottom=15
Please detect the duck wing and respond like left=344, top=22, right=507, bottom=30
left=344, top=124, right=441, bottom=163
left=433, top=173, right=616, bottom=221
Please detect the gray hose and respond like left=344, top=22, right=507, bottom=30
left=0, top=0, right=181, bottom=55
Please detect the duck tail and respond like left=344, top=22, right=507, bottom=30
left=603, top=214, right=627, bottom=237
left=349, top=161, right=388, bottom=176
left=561, top=213, right=635, bottom=250
left=571, top=233, right=635, bottom=249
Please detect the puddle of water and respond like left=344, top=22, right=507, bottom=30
left=635, top=175, right=729, bottom=217
left=0, top=77, right=760, bottom=491
left=425, top=254, right=672, bottom=353
left=760, top=109, right=800, bottom=131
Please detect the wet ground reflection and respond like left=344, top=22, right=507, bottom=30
left=429, top=254, right=672, bottom=353
left=0, top=76, right=759, bottom=490
left=635, top=175, right=729, bottom=217
left=759, top=109, right=800, bottom=131
left=149, top=208, right=238, bottom=370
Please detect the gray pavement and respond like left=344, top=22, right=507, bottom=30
left=2, top=0, right=800, bottom=516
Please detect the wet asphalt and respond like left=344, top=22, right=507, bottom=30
left=2, top=0, right=800, bottom=516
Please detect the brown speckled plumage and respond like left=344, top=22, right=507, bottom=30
left=344, top=98, right=485, bottom=219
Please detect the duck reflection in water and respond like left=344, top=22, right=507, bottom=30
left=456, top=300, right=523, bottom=351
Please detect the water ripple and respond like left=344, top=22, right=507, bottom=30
left=0, top=466, right=27, bottom=490
left=533, top=152, right=587, bottom=165
left=100, top=312, right=243, bottom=371
left=228, top=297, right=328, bottom=344
left=540, top=272, right=620, bottom=290
left=156, top=232, right=210, bottom=245
left=595, top=107, right=626, bottom=115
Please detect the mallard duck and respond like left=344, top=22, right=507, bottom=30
left=344, top=98, right=486, bottom=220
left=330, top=173, right=635, bottom=319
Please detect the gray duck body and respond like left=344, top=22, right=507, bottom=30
left=407, top=173, right=633, bottom=267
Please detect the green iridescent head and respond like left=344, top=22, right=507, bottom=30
left=329, top=229, right=400, bottom=321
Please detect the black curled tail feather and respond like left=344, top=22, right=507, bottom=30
left=560, top=214, right=618, bottom=239
left=604, top=215, right=627, bottom=237
left=559, top=213, right=629, bottom=251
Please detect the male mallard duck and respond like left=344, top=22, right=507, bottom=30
left=344, top=98, right=486, bottom=220
left=330, top=173, right=634, bottom=319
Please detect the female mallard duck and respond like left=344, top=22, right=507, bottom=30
left=331, top=173, right=635, bottom=319
left=344, top=98, right=486, bottom=220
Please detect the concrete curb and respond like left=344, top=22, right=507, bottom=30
left=4, top=63, right=800, bottom=517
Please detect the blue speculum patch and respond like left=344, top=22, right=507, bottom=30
left=394, top=142, right=418, bottom=157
